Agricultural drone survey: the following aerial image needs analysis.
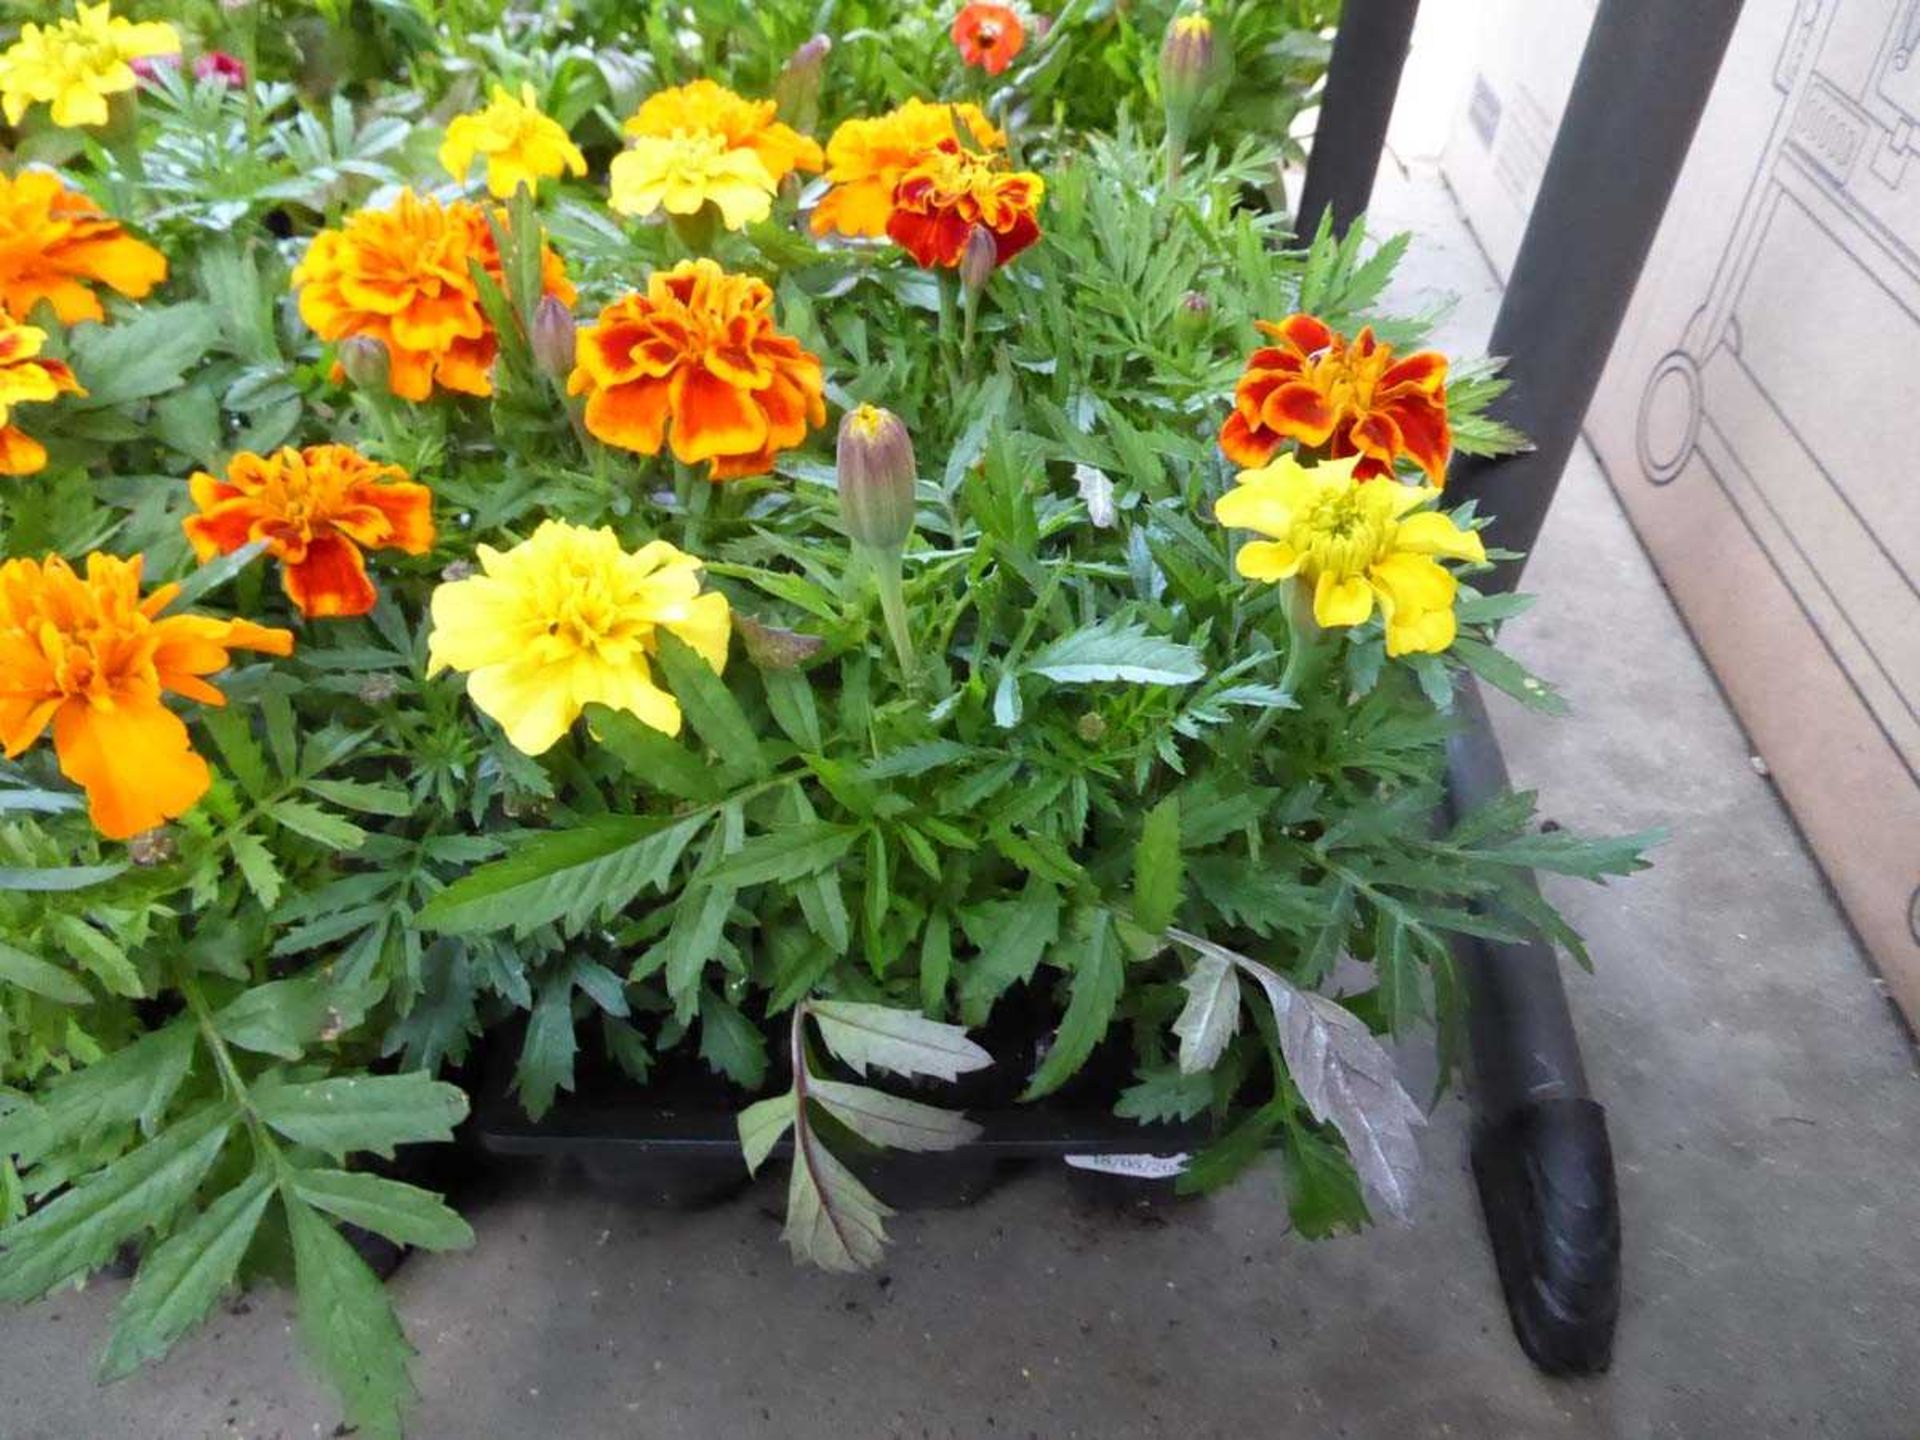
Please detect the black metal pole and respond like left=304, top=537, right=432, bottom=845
left=1443, top=0, right=1745, bottom=1376
left=1293, top=0, right=1420, bottom=238
left=1447, top=0, right=1746, bottom=593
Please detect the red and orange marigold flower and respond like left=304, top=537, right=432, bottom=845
left=567, top=259, right=826, bottom=480
left=183, top=443, right=435, bottom=619
left=886, top=139, right=1043, bottom=270
left=0, top=313, right=84, bottom=476
left=0, top=170, right=167, bottom=326
left=291, top=189, right=575, bottom=402
left=1220, top=314, right=1451, bottom=485
left=951, top=3, right=1027, bottom=76
left=812, top=99, right=1004, bottom=240
left=0, top=552, right=292, bottom=839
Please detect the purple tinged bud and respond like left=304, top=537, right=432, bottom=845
left=774, top=33, right=832, bottom=133
left=959, top=223, right=998, bottom=295
left=836, top=404, right=917, bottom=553
left=337, top=335, right=390, bottom=391
left=1161, top=12, right=1219, bottom=141
left=736, top=613, right=827, bottom=670
left=531, top=295, right=577, bottom=380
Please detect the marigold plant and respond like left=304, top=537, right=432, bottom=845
left=1220, top=313, right=1452, bottom=483
left=0, top=552, right=291, bottom=837
left=0, top=314, right=84, bottom=475
left=0, top=170, right=167, bottom=325
left=291, top=189, right=575, bottom=401
left=427, top=520, right=731, bottom=753
left=622, top=78, right=824, bottom=184
left=567, top=258, right=826, bottom=477
left=184, top=444, right=435, bottom=619
left=0, top=2, right=179, bottom=128
left=951, top=2, right=1027, bottom=75
left=812, top=98, right=1005, bottom=238
left=440, top=82, right=587, bottom=199
left=886, top=139, right=1044, bottom=269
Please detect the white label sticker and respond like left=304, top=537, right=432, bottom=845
left=1062, top=1152, right=1190, bottom=1179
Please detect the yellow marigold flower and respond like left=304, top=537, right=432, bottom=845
left=440, top=82, right=587, bottom=199
left=0, top=313, right=85, bottom=476
left=812, top=98, right=1005, bottom=239
left=623, top=79, right=823, bottom=185
left=427, top=520, right=731, bottom=755
left=0, top=552, right=292, bottom=839
left=0, top=170, right=167, bottom=325
left=291, top=189, right=575, bottom=402
left=0, top=2, right=179, bottom=129
left=608, top=130, right=778, bottom=232
left=1214, top=453, right=1486, bottom=657
left=184, top=443, right=435, bottom=619
left=567, top=259, right=827, bottom=480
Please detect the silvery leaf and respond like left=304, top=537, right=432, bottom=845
left=1172, top=950, right=1241, bottom=1073
left=808, top=1001, right=992, bottom=1082
left=807, top=1078, right=981, bottom=1152
left=736, top=1091, right=796, bottom=1176
left=1074, top=463, right=1117, bottom=528
left=783, top=1129, right=892, bottom=1272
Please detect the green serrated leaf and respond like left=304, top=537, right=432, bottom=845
left=737, top=1091, right=796, bottom=1175
left=810, top=1000, right=991, bottom=1082
left=1026, top=619, right=1204, bottom=686
left=0, top=940, right=91, bottom=1005
left=286, top=1193, right=414, bottom=1440
left=255, top=1072, right=467, bottom=1160
left=290, top=1168, right=474, bottom=1252
left=698, top=992, right=768, bottom=1088
left=655, top=632, right=765, bottom=779
left=100, top=1168, right=274, bottom=1379
left=1132, top=795, right=1183, bottom=933
left=1022, top=908, right=1124, bottom=1100
left=807, top=1078, right=980, bottom=1152
left=783, top=1126, right=891, bottom=1272
left=268, top=801, right=368, bottom=851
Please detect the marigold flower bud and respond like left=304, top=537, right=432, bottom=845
left=337, top=335, right=390, bottom=391
left=1076, top=712, right=1109, bottom=743
left=836, top=404, right=917, bottom=554
left=531, top=294, right=577, bottom=380
left=127, top=829, right=178, bottom=866
left=959, top=223, right=998, bottom=296
left=774, top=33, right=831, bottom=134
left=1161, top=11, right=1220, bottom=171
left=1175, top=289, right=1212, bottom=339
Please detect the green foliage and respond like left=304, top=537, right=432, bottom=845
left=0, top=1, right=1661, bottom=1434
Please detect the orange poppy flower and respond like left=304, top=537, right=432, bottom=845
left=567, top=259, right=826, bottom=481
left=183, top=443, right=435, bottom=619
left=0, top=313, right=85, bottom=476
left=886, top=140, right=1044, bottom=270
left=1219, top=314, right=1451, bottom=485
left=623, top=78, right=824, bottom=185
left=0, top=170, right=167, bottom=326
left=0, top=552, right=292, bottom=839
left=812, top=98, right=1005, bottom=239
left=291, top=189, right=575, bottom=403
left=952, top=3, right=1026, bottom=76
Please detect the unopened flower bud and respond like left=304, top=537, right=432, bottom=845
left=440, top=559, right=476, bottom=582
left=774, top=33, right=831, bottom=134
left=1076, top=712, right=1108, bottom=743
left=531, top=295, right=577, bottom=380
left=1161, top=11, right=1220, bottom=168
left=959, top=224, right=998, bottom=295
left=357, top=672, right=401, bottom=705
left=836, top=404, right=917, bottom=554
left=337, top=335, right=390, bottom=391
left=1175, top=289, right=1212, bottom=338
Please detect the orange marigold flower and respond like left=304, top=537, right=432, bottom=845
left=0, top=170, right=167, bottom=326
left=812, top=98, right=1005, bottom=239
left=623, top=79, right=824, bottom=185
left=886, top=139, right=1043, bottom=270
left=0, top=552, right=292, bottom=839
left=567, top=258, right=826, bottom=481
left=291, top=189, right=576, bottom=403
left=1220, top=314, right=1451, bottom=485
left=0, top=312, right=85, bottom=476
left=183, top=443, right=435, bottom=619
left=951, top=3, right=1026, bottom=76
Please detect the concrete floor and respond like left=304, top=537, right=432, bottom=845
left=5, top=160, right=1917, bottom=1440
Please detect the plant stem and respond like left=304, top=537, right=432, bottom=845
left=676, top=463, right=712, bottom=553
left=869, top=545, right=919, bottom=689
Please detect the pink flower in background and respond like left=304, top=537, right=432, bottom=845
left=193, top=51, right=246, bottom=87
left=127, top=52, right=180, bottom=84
